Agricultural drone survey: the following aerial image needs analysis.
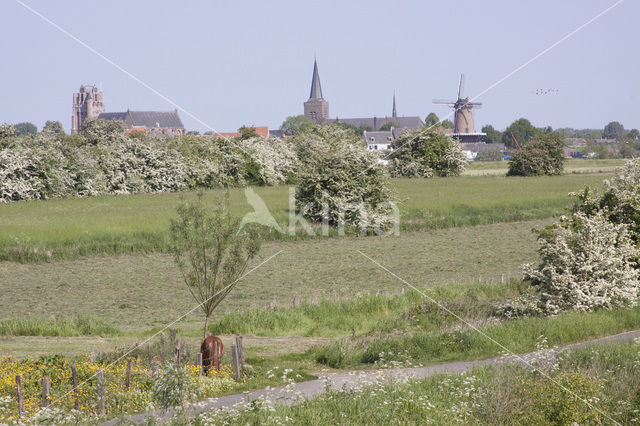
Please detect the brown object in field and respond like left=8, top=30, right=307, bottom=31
left=201, top=335, right=224, bottom=374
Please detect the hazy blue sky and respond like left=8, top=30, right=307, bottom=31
left=1, top=0, right=638, bottom=133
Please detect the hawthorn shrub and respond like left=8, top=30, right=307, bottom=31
left=573, top=159, right=640, bottom=245
left=388, top=127, right=466, bottom=178
left=293, top=125, right=396, bottom=233
left=524, top=211, right=640, bottom=314
left=0, top=119, right=297, bottom=202
left=507, top=134, right=566, bottom=176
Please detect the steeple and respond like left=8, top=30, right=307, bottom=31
left=308, top=59, right=324, bottom=101
left=392, top=92, right=397, bottom=118
left=303, top=59, right=329, bottom=121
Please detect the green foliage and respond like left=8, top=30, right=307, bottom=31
left=293, top=125, right=395, bottom=232
left=331, top=120, right=370, bottom=137
left=42, top=120, right=65, bottom=135
left=441, top=119, right=453, bottom=129
left=13, top=122, right=37, bottom=136
left=388, top=127, right=466, bottom=177
left=279, top=115, right=314, bottom=136
left=603, top=120, right=625, bottom=140
left=238, top=126, right=258, bottom=139
left=378, top=122, right=396, bottom=131
left=152, top=363, right=193, bottom=410
left=511, top=371, right=602, bottom=425
left=507, top=134, right=566, bottom=176
left=425, top=112, right=439, bottom=127
left=80, top=117, right=127, bottom=144
left=502, top=118, right=537, bottom=148
left=481, top=124, right=502, bottom=144
left=169, top=194, right=260, bottom=337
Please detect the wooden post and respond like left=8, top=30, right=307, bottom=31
left=212, top=339, right=221, bottom=371
left=231, top=345, right=240, bottom=381
left=151, top=361, right=158, bottom=378
left=125, top=359, right=132, bottom=391
left=96, top=369, right=105, bottom=417
left=16, top=375, right=23, bottom=420
left=235, top=335, right=245, bottom=369
left=501, top=273, right=505, bottom=284
left=169, top=328, right=177, bottom=342
left=174, top=343, right=181, bottom=366
left=71, top=364, right=79, bottom=410
left=42, top=376, right=50, bottom=408
left=196, top=353, right=203, bottom=376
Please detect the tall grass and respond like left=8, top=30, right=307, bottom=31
left=0, top=175, right=605, bottom=263
left=313, top=305, right=640, bottom=368
left=211, top=280, right=527, bottom=337
left=0, top=315, right=121, bottom=337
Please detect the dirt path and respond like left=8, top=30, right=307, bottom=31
left=103, top=329, right=640, bottom=425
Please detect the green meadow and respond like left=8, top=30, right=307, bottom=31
left=0, top=174, right=605, bottom=262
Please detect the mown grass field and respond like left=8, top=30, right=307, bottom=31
left=0, top=219, right=548, bottom=334
left=0, top=174, right=605, bottom=262
left=463, top=158, right=625, bottom=176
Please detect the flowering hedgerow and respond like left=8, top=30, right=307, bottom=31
left=0, top=121, right=298, bottom=203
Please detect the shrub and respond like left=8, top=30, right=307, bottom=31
left=573, top=158, right=640, bottom=245
left=293, top=125, right=396, bottom=233
left=388, top=127, right=466, bottom=177
left=524, top=211, right=640, bottom=314
left=507, top=134, right=566, bottom=176
left=152, top=363, right=193, bottom=410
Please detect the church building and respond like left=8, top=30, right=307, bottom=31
left=71, top=85, right=185, bottom=135
left=302, top=61, right=424, bottom=132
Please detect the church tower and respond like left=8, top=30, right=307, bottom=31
left=303, top=60, right=329, bottom=122
left=72, top=85, right=105, bottom=134
left=392, top=92, right=397, bottom=118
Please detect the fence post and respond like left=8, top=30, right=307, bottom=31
left=231, top=345, right=240, bottom=381
left=16, top=375, right=23, bottom=420
left=501, top=273, right=505, bottom=284
left=214, top=339, right=221, bottom=371
left=174, top=344, right=181, bottom=366
left=96, top=369, right=105, bottom=417
left=235, top=335, right=245, bottom=369
left=42, top=376, right=50, bottom=408
left=125, top=359, right=132, bottom=391
left=70, top=364, right=79, bottom=410
left=196, top=353, right=203, bottom=376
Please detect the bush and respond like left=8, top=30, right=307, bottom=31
left=293, top=125, right=396, bottom=233
left=524, top=211, right=640, bottom=314
left=152, top=363, right=193, bottom=410
left=0, top=119, right=298, bottom=202
left=573, top=159, right=640, bottom=245
left=388, top=127, right=466, bottom=177
left=507, top=134, right=566, bottom=176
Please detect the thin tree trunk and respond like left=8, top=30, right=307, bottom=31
left=203, top=315, right=210, bottom=339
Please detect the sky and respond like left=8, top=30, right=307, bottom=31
left=1, top=0, right=638, bottom=134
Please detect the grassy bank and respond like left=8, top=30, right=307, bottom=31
left=0, top=174, right=604, bottom=262
left=203, top=340, right=640, bottom=425
left=0, top=316, right=121, bottom=337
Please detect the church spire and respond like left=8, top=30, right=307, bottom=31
left=308, top=59, right=324, bottom=101
left=392, top=92, right=397, bottom=118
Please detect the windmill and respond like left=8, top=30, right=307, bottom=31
left=433, top=74, right=482, bottom=135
